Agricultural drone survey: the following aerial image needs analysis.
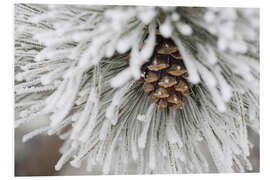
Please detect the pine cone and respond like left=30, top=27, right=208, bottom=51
left=142, top=32, right=192, bottom=110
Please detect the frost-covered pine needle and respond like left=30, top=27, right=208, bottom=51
left=15, top=4, right=259, bottom=174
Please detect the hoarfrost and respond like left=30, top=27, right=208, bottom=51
left=15, top=4, right=259, bottom=174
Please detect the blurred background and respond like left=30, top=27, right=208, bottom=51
left=14, top=119, right=259, bottom=176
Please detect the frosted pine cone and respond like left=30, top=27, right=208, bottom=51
left=142, top=32, right=191, bottom=109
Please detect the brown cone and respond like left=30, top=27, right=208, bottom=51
left=141, top=32, right=192, bottom=110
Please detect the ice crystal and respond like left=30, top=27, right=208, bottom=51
left=15, top=4, right=259, bottom=174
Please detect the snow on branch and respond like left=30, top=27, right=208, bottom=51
left=15, top=4, right=259, bottom=174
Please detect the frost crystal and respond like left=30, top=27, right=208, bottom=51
left=15, top=4, right=259, bottom=174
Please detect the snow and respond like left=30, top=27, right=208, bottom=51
left=15, top=4, right=259, bottom=174
left=111, top=68, right=132, bottom=88
left=113, top=22, right=155, bottom=87
left=214, top=67, right=232, bottom=102
left=208, top=86, right=226, bottom=113
left=197, top=44, right=218, bottom=65
left=229, top=41, right=247, bottom=53
left=79, top=103, right=98, bottom=142
left=166, top=111, right=183, bottom=146
left=173, top=36, right=200, bottom=84
left=15, top=112, right=46, bottom=128
left=70, top=88, right=96, bottom=140
left=107, top=82, right=133, bottom=125
left=220, top=22, right=235, bottom=40
left=102, top=117, right=125, bottom=174
left=105, top=8, right=136, bottom=33
left=116, top=37, right=132, bottom=54
left=137, top=114, right=145, bottom=121
left=204, top=11, right=215, bottom=23
left=149, top=131, right=156, bottom=170
left=160, top=18, right=172, bottom=38
left=55, top=148, right=75, bottom=171
left=217, top=38, right=228, bottom=51
left=22, top=126, right=50, bottom=142
left=78, top=33, right=111, bottom=69
left=196, top=61, right=217, bottom=88
left=138, top=104, right=155, bottom=149
left=177, top=23, right=193, bottom=36
left=99, top=118, right=111, bottom=140
left=131, top=137, right=139, bottom=160
left=137, top=7, right=156, bottom=25
left=220, top=8, right=237, bottom=20
left=171, top=13, right=180, bottom=21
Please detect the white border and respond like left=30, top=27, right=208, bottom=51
left=1, top=0, right=269, bottom=179
left=12, top=0, right=261, bottom=7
